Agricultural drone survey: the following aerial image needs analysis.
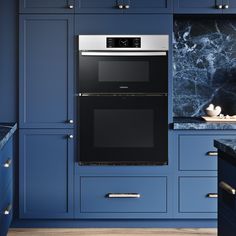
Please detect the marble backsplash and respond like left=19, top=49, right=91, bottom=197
left=173, top=19, right=236, bottom=117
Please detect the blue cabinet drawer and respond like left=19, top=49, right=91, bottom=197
left=80, top=177, right=167, bottom=213
left=0, top=141, right=13, bottom=198
left=174, top=0, right=223, bottom=14
left=0, top=186, right=13, bottom=236
left=20, top=0, right=75, bottom=13
left=179, top=177, right=217, bottom=213
left=179, top=135, right=235, bottom=171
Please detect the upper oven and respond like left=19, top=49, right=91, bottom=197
left=78, top=35, right=169, bottom=93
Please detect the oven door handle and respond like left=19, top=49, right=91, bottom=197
left=81, top=51, right=167, bottom=56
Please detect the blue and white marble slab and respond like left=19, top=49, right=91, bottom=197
left=173, top=19, right=236, bottom=117
left=173, top=117, right=236, bottom=130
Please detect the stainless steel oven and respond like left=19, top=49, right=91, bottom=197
left=77, top=35, right=169, bottom=165
left=78, top=35, right=168, bottom=93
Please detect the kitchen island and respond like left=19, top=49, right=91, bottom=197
left=214, top=139, right=236, bottom=236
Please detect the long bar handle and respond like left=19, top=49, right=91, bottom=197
left=206, top=151, right=218, bottom=156
left=219, top=181, right=236, bottom=195
left=107, top=193, right=141, bottom=198
left=81, top=52, right=166, bottom=56
left=206, top=193, right=218, bottom=198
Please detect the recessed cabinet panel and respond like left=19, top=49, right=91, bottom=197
left=76, top=176, right=168, bottom=218
left=75, top=0, right=123, bottom=13
left=179, top=177, right=217, bottom=213
left=20, top=0, right=75, bottom=13
left=0, top=140, right=13, bottom=199
left=19, top=15, right=74, bottom=128
left=19, top=129, right=73, bottom=219
left=179, top=135, right=235, bottom=171
left=174, top=0, right=223, bottom=13
left=127, top=0, right=173, bottom=13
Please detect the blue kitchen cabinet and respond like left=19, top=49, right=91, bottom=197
left=174, top=0, right=223, bottom=14
left=19, top=129, right=74, bottom=219
left=0, top=138, right=13, bottom=236
left=19, top=15, right=74, bottom=129
left=75, top=0, right=173, bottom=13
left=75, top=176, right=171, bottom=219
left=222, top=0, right=236, bottom=13
left=172, top=131, right=236, bottom=220
left=174, top=0, right=236, bottom=13
left=19, top=0, right=75, bottom=13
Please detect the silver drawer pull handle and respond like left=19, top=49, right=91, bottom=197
left=206, top=193, right=218, bottom=198
left=4, top=204, right=12, bottom=215
left=68, top=5, right=74, bottom=9
left=4, top=159, right=12, bottom=168
left=219, top=181, right=236, bottom=195
left=206, top=151, right=218, bottom=156
left=217, top=4, right=223, bottom=9
left=107, top=193, right=141, bottom=198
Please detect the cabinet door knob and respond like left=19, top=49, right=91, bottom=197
left=4, top=159, right=12, bottom=168
left=68, top=5, right=74, bottom=9
left=217, top=4, right=223, bottom=9
left=4, top=204, right=12, bottom=215
left=68, top=119, right=74, bottom=124
left=124, top=5, right=130, bottom=9
left=223, top=4, right=229, bottom=9
left=118, top=4, right=124, bottom=9
left=68, top=134, right=74, bottom=139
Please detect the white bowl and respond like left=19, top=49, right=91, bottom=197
left=205, top=109, right=221, bottom=117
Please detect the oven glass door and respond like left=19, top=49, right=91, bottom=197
left=78, top=52, right=168, bottom=93
left=79, top=95, right=168, bottom=165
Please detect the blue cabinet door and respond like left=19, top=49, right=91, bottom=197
left=19, top=129, right=74, bottom=219
left=19, top=15, right=74, bottom=129
left=125, top=0, right=173, bottom=13
left=174, top=0, right=223, bottom=13
left=178, top=177, right=217, bottom=218
left=222, top=0, right=236, bottom=13
left=76, top=0, right=172, bottom=13
left=75, top=0, right=124, bottom=13
left=20, top=0, right=75, bottom=13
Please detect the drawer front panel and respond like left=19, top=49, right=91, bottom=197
left=174, top=0, right=222, bottom=14
left=179, top=135, right=235, bottom=171
left=0, top=141, right=13, bottom=197
left=179, top=177, right=217, bottom=213
left=81, top=177, right=167, bottom=213
left=0, top=186, right=13, bottom=236
left=218, top=156, right=236, bottom=216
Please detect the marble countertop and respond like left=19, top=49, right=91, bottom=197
left=214, top=139, right=236, bottom=158
left=0, top=123, right=17, bottom=150
left=173, top=117, right=236, bottom=130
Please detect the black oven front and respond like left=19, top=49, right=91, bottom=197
left=77, top=35, right=169, bottom=166
left=78, top=94, right=168, bottom=165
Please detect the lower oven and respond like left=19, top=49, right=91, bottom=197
left=78, top=94, right=168, bottom=165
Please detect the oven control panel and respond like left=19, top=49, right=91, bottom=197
left=107, top=37, right=141, bottom=48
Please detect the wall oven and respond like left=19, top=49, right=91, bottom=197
left=78, top=35, right=169, bottom=165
